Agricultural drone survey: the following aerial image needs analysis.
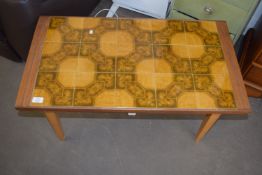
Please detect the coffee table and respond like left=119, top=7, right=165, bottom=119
left=15, top=16, right=250, bottom=142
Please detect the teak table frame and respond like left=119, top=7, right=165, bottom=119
left=15, top=16, right=251, bottom=142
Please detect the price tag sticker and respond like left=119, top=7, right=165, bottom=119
left=32, top=97, right=44, bottom=103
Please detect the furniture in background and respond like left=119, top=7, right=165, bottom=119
left=239, top=14, right=262, bottom=97
left=0, top=29, right=20, bottom=62
left=16, top=16, right=250, bottom=142
left=0, top=0, right=100, bottom=61
left=168, top=0, right=259, bottom=42
left=106, top=0, right=172, bottom=18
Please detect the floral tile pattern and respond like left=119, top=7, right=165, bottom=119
left=31, top=17, right=236, bottom=108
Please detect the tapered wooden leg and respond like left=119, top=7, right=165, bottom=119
left=44, top=111, right=65, bottom=140
left=195, top=113, right=221, bottom=143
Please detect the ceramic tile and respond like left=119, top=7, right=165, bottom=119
left=31, top=88, right=52, bottom=106
left=45, top=29, right=63, bottom=42
left=74, top=72, right=95, bottom=88
left=136, top=73, right=155, bottom=90
left=176, top=92, right=197, bottom=108
left=195, top=92, right=217, bottom=108
left=193, top=74, right=235, bottom=108
left=94, top=90, right=118, bottom=107
left=93, top=89, right=136, bottom=108
left=32, top=71, right=74, bottom=106
left=154, top=73, right=174, bottom=89
left=156, top=90, right=177, bottom=108
left=82, top=18, right=117, bottom=43
left=52, top=88, right=74, bottom=106
left=115, top=73, right=156, bottom=107
left=194, top=75, right=213, bottom=90
left=116, top=44, right=153, bottom=73
left=184, top=21, right=220, bottom=46
left=212, top=74, right=233, bottom=91
left=32, top=17, right=235, bottom=109
left=118, top=19, right=152, bottom=44
left=152, top=20, right=185, bottom=44
left=135, top=59, right=155, bottom=74
left=80, top=43, right=98, bottom=56
left=42, top=43, right=62, bottom=56
left=153, top=45, right=191, bottom=73
left=47, top=17, right=83, bottom=42
left=67, top=17, right=84, bottom=29
left=83, top=18, right=101, bottom=29
left=58, top=57, right=78, bottom=72
left=189, top=46, right=225, bottom=74
left=210, top=60, right=229, bottom=75
left=56, top=71, right=75, bottom=87
left=76, top=57, right=96, bottom=73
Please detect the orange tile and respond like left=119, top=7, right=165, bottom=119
left=74, top=72, right=95, bottom=88
left=171, top=45, right=190, bottom=58
left=58, top=57, right=78, bottom=72
left=136, top=73, right=155, bottom=90
left=210, top=61, right=229, bottom=75
left=176, top=92, right=197, bottom=108
left=45, top=29, right=62, bottom=42
left=155, top=59, right=172, bottom=73
left=149, top=19, right=168, bottom=31
left=77, top=57, right=96, bottom=73
left=136, top=59, right=155, bottom=73
left=94, top=90, right=117, bottom=107
left=154, top=73, right=174, bottom=90
left=83, top=18, right=101, bottom=29
left=195, top=92, right=217, bottom=108
left=200, top=21, right=218, bottom=33
left=42, top=43, right=62, bottom=56
left=185, top=32, right=204, bottom=45
left=187, top=45, right=205, bottom=58
left=56, top=71, right=75, bottom=88
left=114, top=89, right=135, bottom=107
left=67, top=17, right=84, bottom=29
left=170, top=32, right=187, bottom=45
left=212, top=74, right=233, bottom=91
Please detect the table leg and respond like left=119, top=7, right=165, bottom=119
left=44, top=111, right=65, bottom=140
left=195, top=113, right=221, bottom=143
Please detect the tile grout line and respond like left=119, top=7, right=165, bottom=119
left=115, top=18, right=119, bottom=95
left=184, top=21, right=198, bottom=107
left=37, top=70, right=228, bottom=76
left=72, top=19, right=85, bottom=106
left=43, top=41, right=222, bottom=47
left=150, top=22, right=158, bottom=108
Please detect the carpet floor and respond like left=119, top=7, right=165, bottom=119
left=0, top=0, right=262, bottom=174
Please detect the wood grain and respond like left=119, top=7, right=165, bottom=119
left=16, top=16, right=50, bottom=108
left=45, top=111, right=65, bottom=140
left=195, top=113, right=221, bottom=143
left=216, top=21, right=251, bottom=114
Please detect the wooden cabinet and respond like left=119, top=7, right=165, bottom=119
left=239, top=14, right=262, bottom=97
left=169, top=0, right=259, bottom=42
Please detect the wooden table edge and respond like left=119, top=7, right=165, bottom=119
left=15, top=16, right=50, bottom=108
left=216, top=21, right=251, bottom=113
left=15, top=105, right=251, bottom=115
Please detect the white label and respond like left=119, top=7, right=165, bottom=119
left=128, top=113, right=136, bottom=116
left=32, top=97, right=44, bottom=103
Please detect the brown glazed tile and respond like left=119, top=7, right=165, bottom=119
left=31, top=17, right=235, bottom=109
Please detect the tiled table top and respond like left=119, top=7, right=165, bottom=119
left=30, top=17, right=237, bottom=109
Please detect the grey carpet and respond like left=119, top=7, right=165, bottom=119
left=1, top=0, right=262, bottom=174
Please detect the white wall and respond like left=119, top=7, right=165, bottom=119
left=243, top=0, right=262, bottom=34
